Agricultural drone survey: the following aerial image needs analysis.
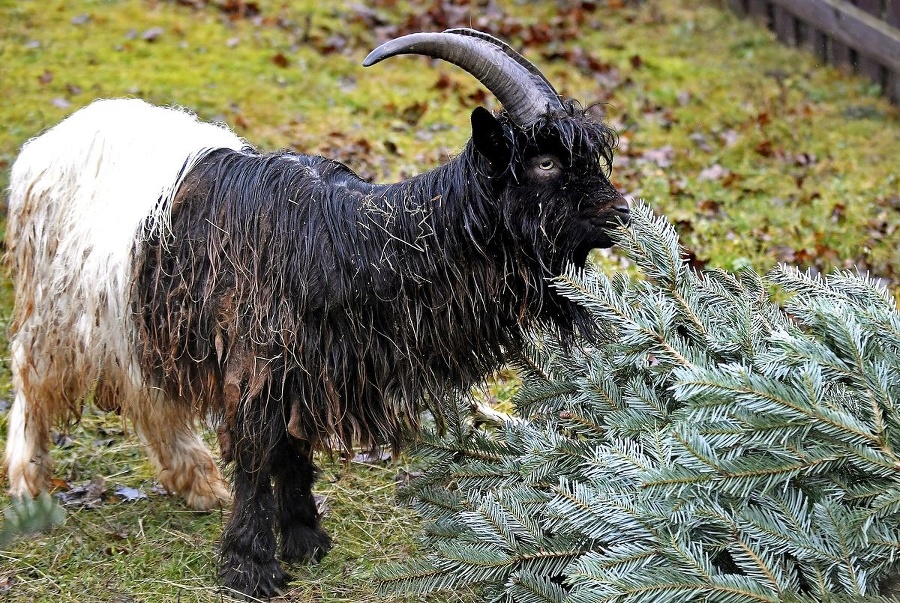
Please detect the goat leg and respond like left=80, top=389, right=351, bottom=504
left=218, top=442, right=289, bottom=598
left=273, top=436, right=332, bottom=563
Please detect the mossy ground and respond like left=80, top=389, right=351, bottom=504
left=0, top=0, right=896, bottom=601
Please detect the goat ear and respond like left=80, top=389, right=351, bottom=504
left=471, top=107, right=510, bottom=167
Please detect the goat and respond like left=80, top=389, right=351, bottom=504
left=4, top=28, right=629, bottom=597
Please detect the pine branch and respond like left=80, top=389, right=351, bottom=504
left=380, top=201, right=900, bottom=602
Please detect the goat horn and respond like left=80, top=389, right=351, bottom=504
left=363, top=28, right=563, bottom=127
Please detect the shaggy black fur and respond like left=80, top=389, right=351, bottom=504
left=132, top=101, right=628, bottom=598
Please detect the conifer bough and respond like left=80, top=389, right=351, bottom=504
left=382, top=201, right=900, bottom=603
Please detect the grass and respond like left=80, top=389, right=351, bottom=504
left=0, top=0, right=897, bottom=600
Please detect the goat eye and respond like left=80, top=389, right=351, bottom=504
left=538, top=158, right=557, bottom=171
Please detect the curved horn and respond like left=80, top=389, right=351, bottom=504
left=363, top=28, right=563, bottom=126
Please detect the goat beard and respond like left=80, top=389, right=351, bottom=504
left=572, top=227, right=617, bottom=266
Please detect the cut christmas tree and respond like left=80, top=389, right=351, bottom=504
left=377, top=201, right=900, bottom=603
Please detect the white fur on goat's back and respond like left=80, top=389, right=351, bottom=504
left=5, top=98, right=242, bottom=507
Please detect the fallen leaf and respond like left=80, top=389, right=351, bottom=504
left=754, top=140, right=775, bottom=157
left=319, top=34, right=347, bottom=54
left=793, top=248, right=815, bottom=267
left=218, top=0, right=261, bottom=19
left=463, top=88, right=489, bottom=106
left=113, top=485, right=147, bottom=502
left=697, top=199, right=723, bottom=215
left=271, top=53, right=289, bottom=68
left=831, top=203, right=846, bottom=223
left=71, top=13, right=90, bottom=25
left=400, top=102, right=427, bottom=126
left=698, top=164, right=729, bottom=182
left=149, top=483, right=172, bottom=497
left=52, top=432, right=75, bottom=449
left=722, top=172, right=741, bottom=187
left=667, top=177, right=687, bottom=195
left=351, top=448, right=391, bottom=465
left=793, top=152, right=817, bottom=166
left=56, top=477, right=105, bottom=508
left=683, top=247, right=709, bottom=271
left=103, top=543, right=130, bottom=556
left=349, top=4, right=390, bottom=28
left=689, top=131, right=711, bottom=152
left=50, top=478, right=70, bottom=491
left=641, top=145, right=675, bottom=168
left=38, top=70, right=53, bottom=85
left=769, top=244, right=796, bottom=263
left=394, top=468, right=424, bottom=486
left=544, top=47, right=615, bottom=80
left=141, top=27, right=164, bottom=42
left=719, top=129, right=739, bottom=147
left=433, top=72, right=453, bottom=91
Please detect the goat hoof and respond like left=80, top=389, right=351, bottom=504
left=184, top=479, right=232, bottom=511
left=6, top=456, right=51, bottom=501
left=159, top=461, right=232, bottom=511
left=280, top=525, right=332, bottom=564
left=219, top=553, right=290, bottom=599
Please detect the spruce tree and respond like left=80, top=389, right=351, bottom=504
left=376, top=201, right=900, bottom=603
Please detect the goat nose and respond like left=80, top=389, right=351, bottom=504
left=610, top=194, right=630, bottom=225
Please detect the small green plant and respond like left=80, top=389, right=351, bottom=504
left=0, top=493, right=65, bottom=548
left=379, top=201, right=900, bottom=602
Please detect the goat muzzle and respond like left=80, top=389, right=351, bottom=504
left=607, top=193, right=631, bottom=227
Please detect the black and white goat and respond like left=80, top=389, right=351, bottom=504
left=4, top=29, right=629, bottom=597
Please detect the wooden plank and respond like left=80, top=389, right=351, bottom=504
left=816, top=28, right=830, bottom=61
left=773, top=5, right=799, bottom=44
left=728, top=0, right=749, bottom=16
left=794, top=18, right=821, bottom=55
left=747, top=0, right=772, bottom=24
left=853, top=0, right=893, bottom=84
left=859, top=54, right=888, bottom=84
left=857, top=54, right=887, bottom=80
left=852, top=0, right=884, bottom=17
left=887, top=68, right=900, bottom=102
left=830, top=38, right=856, bottom=70
left=852, top=1, right=890, bottom=79
left=770, top=0, right=900, bottom=72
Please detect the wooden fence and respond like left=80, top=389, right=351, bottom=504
left=728, top=0, right=900, bottom=102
